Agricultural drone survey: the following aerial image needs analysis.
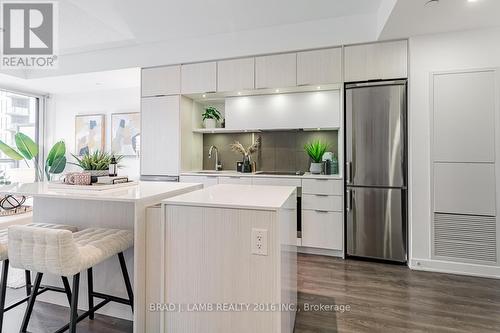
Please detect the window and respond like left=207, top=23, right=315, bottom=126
left=0, top=89, right=39, bottom=182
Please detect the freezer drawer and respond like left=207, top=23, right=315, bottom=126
left=346, top=187, right=406, bottom=262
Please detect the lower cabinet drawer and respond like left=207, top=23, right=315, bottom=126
left=301, top=210, right=343, bottom=250
left=302, top=178, right=343, bottom=195
left=252, top=177, right=301, bottom=187
left=218, top=176, right=252, bottom=185
left=302, top=194, right=342, bottom=211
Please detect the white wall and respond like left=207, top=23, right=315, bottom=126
left=45, top=87, right=141, bottom=179
left=409, top=27, right=500, bottom=276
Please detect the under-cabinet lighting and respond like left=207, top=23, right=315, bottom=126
left=467, top=0, right=478, bottom=2
left=275, top=89, right=280, bottom=93
left=237, top=92, right=242, bottom=95
left=317, top=86, right=321, bottom=90
left=202, top=94, right=206, bottom=98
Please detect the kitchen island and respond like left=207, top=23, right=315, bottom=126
left=0, top=181, right=202, bottom=331
left=143, top=184, right=297, bottom=333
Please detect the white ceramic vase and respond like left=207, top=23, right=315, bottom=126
left=204, top=118, right=217, bottom=129
left=309, top=162, right=323, bottom=174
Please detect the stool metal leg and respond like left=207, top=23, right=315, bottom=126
left=69, top=273, right=80, bottom=333
left=0, top=259, right=9, bottom=333
left=117, top=252, right=133, bottom=312
left=24, top=270, right=31, bottom=296
left=61, top=276, right=72, bottom=304
left=87, top=268, right=94, bottom=320
left=21, top=272, right=42, bottom=333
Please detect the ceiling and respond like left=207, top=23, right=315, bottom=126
left=59, top=0, right=382, bottom=55
left=380, top=0, right=500, bottom=39
left=0, top=68, right=140, bottom=95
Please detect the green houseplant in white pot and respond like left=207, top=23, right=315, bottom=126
left=202, top=106, right=221, bottom=129
left=304, top=140, right=328, bottom=174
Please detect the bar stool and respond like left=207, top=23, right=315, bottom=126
left=8, top=226, right=134, bottom=333
left=0, top=223, right=78, bottom=332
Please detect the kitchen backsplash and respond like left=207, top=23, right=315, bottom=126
left=202, top=130, right=338, bottom=172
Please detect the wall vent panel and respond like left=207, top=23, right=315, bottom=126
left=433, top=213, right=497, bottom=263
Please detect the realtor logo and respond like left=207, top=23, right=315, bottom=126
left=1, top=1, right=58, bottom=68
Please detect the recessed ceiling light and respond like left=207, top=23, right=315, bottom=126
left=468, top=0, right=478, bottom=2
left=317, top=86, right=321, bottom=90
left=237, top=92, right=242, bottom=95
left=202, top=94, right=206, bottom=98
left=275, top=89, right=280, bottom=93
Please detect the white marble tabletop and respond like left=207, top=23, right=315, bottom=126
left=0, top=181, right=202, bottom=203
left=163, top=184, right=297, bottom=210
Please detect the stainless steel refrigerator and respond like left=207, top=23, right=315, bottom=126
left=345, top=80, right=407, bottom=263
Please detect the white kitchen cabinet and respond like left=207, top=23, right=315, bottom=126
left=297, top=48, right=342, bottom=86
left=225, top=90, right=340, bottom=130
left=217, top=57, right=255, bottom=92
left=302, top=210, right=343, bottom=250
left=179, top=175, right=218, bottom=187
left=344, top=40, right=407, bottom=82
left=181, top=62, right=217, bottom=94
left=218, top=176, right=252, bottom=185
left=255, top=53, right=296, bottom=89
left=432, top=70, right=496, bottom=163
left=302, top=179, right=343, bottom=196
left=141, top=96, right=180, bottom=176
left=251, top=177, right=301, bottom=187
left=302, top=194, right=342, bottom=212
left=141, top=66, right=181, bottom=97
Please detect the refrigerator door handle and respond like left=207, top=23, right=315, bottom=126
left=346, top=189, right=352, bottom=212
left=346, top=162, right=352, bottom=184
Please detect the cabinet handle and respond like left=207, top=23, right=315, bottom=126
left=315, top=194, right=329, bottom=197
left=315, top=210, right=329, bottom=213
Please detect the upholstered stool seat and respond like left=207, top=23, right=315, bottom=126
left=8, top=226, right=134, bottom=333
left=0, top=223, right=78, bottom=333
left=8, top=227, right=133, bottom=276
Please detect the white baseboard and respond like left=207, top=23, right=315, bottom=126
left=410, top=258, right=500, bottom=279
left=298, top=246, right=343, bottom=258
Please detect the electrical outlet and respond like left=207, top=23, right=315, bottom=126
left=251, top=228, right=268, bottom=256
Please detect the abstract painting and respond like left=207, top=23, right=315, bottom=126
left=111, top=112, right=140, bottom=156
left=75, top=114, right=105, bottom=156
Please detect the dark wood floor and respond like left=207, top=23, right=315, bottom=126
left=4, top=254, right=500, bottom=332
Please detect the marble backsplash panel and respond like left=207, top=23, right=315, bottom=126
left=202, top=130, right=338, bottom=173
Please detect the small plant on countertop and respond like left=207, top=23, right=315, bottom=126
left=70, top=150, right=123, bottom=170
left=304, top=140, right=329, bottom=163
left=202, top=106, right=221, bottom=121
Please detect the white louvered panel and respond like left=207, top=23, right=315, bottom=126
left=434, top=213, right=497, bottom=263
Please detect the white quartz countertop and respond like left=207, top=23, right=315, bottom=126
left=181, top=170, right=342, bottom=180
left=163, top=184, right=296, bottom=211
left=0, top=181, right=202, bottom=203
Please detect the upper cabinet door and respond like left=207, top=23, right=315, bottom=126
left=181, top=62, right=217, bottom=94
left=344, top=40, right=408, bottom=82
left=217, top=57, right=255, bottom=92
left=141, top=96, right=180, bottom=176
left=297, top=48, right=342, bottom=86
left=255, top=53, right=296, bottom=89
left=141, top=66, right=181, bottom=97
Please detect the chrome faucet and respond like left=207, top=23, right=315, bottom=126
left=208, top=145, right=222, bottom=171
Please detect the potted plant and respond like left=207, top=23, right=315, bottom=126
left=70, top=150, right=123, bottom=182
left=0, top=133, right=67, bottom=181
left=202, top=106, right=221, bottom=129
left=230, top=136, right=261, bottom=173
left=304, top=140, right=329, bottom=174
